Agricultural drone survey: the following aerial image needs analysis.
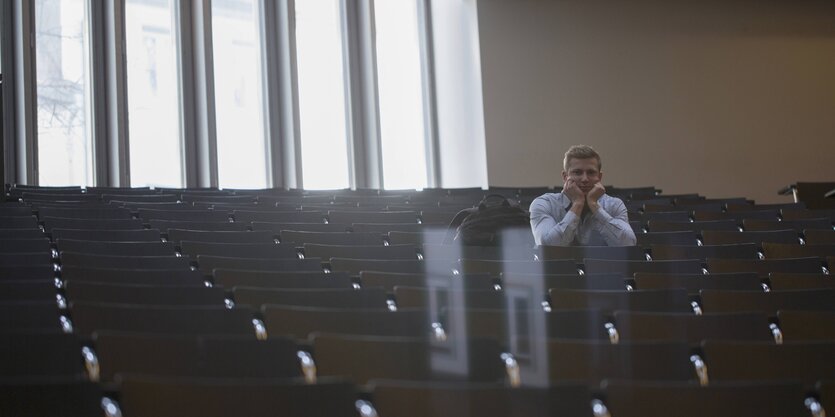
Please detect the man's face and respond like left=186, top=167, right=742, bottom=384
left=562, top=158, right=602, bottom=194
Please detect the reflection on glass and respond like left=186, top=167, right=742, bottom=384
left=374, top=0, right=428, bottom=190
left=295, top=0, right=350, bottom=190
left=125, top=0, right=183, bottom=187
left=212, top=0, right=267, bottom=189
left=35, top=0, right=93, bottom=186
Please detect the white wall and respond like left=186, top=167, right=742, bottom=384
left=477, top=0, right=835, bottom=203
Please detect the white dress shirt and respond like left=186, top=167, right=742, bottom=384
left=529, top=192, right=637, bottom=246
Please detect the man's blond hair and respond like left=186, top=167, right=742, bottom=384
left=563, top=145, right=602, bottom=171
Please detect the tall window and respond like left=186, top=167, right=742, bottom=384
left=295, top=0, right=350, bottom=190
left=35, top=0, right=94, bottom=186
left=374, top=0, right=428, bottom=190
left=212, top=0, right=267, bottom=189
left=125, top=0, right=183, bottom=188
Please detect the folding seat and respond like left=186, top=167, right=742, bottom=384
left=630, top=211, right=691, bottom=223
left=118, top=376, right=357, bottom=417
left=213, top=270, right=355, bottom=290
left=262, top=305, right=430, bottom=339
left=423, top=244, right=535, bottom=261
left=804, top=229, right=835, bottom=245
left=149, top=220, right=249, bottom=233
left=0, top=265, right=55, bottom=282
left=394, top=287, right=506, bottom=310
left=1, top=333, right=89, bottom=378
left=647, top=220, right=739, bottom=233
left=303, top=243, right=417, bottom=260
left=782, top=208, right=835, bottom=221
left=768, top=272, right=835, bottom=290
left=727, top=202, right=805, bottom=212
left=351, top=223, right=427, bottom=233
left=196, top=255, right=322, bottom=275
left=0, top=215, right=39, bottom=229
left=198, top=202, right=280, bottom=212
left=116, top=202, right=194, bottom=211
left=85, top=186, right=152, bottom=194
left=63, top=282, right=227, bottom=306
left=258, top=194, right=333, bottom=205
left=388, top=230, right=448, bottom=245
left=180, top=241, right=298, bottom=259
left=506, top=273, right=629, bottom=291
left=234, top=287, right=388, bottom=310
left=328, top=210, right=419, bottom=224
left=701, top=229, right=800, bottom=245
left=280, top=231, right=383, bottom=246
left=137, top=208, right=230, bottom=222
left=650, top=243, right=758, bottom=262
left=643, top=203, right=687, bottom=212
left=706, top=257, right=823, bottom=276
left=360, top=271, right=496, bottom=291
left=677, top=197, right=750, bottom=207
left=61, top=266, right=205, bottom=286
left=633, top=272, right=762, bottom=294
left=419, top=211, right=460, bottom=225
left=694, top=209, right=781, bottom=222
left=327, top=258, right=436, bottom=275
left=777, top=311, right=835, bottom=342
left=702, top=341, right=835, bottom=385
left=102, top=193, right=180, bottom=203
left=333, top=195, right=409, bottom=205
left=0, top=228, right=46, bottom=240
left=60, top=252, right=191, bottom=270
left=700, top=289, right=835, bottom=315
left=167, top=229, right=275, bottom=244
left=52, top=228, right=162, bottom=242
left=95, top=333, right=304, bottom=382
left=252, top=221, right=350, bottom=233
left=180, top=194, right=256, bottom=204
left=761, top=242, right=835, bottom=259
left=69, top=302, right=259, bottom=337
left=56, top=239, right=177, bottom=257
left=232, top=210, right=326, bottom=223
left=0, top=302, right=63, bottom=332
left=547, top=340, right=696, bottom=384
left=313, top=335, right=506, bottom=385
left=0, top=252, right=54, bottom=267
left=548, top=289, right=692, bottom=313
left=41, top=217, right=144, bottom=232
left=0, top=379, right=106, bottom=417
left=0, top=204, right=36, bottom=217
left=613, top=312, right=774, bottom=343
left=636, top=231, right=699, bottom=246
left=0, top=280, right=57, bottom=302
left=36, top=206, right=132, bottom=219
left=22, top=192, right=100, bottom=202
left=782, top=181, right=835, bottom=210
left=603, top=381, right=809, bottom=417
left=0, top=237, right=51, bottom=254
left=583, top=259, right=703, bottom=276
left=536, top=245, right=645, bottom=262
left=819, top=381, right=835, bottom=417
left=744, top=218, right=832, bottom=232
left=459, top=259, right=578, bottom=276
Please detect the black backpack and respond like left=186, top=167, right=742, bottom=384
left=446, top=194, right=532, bottom=246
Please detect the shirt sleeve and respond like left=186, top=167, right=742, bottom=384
left=591, top=198, right=638, bottom=246
left=529, top=196, right=581, bottom=246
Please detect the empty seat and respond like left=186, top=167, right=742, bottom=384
left=56, top=239, right=177, bottom=257
left=196, top=255, right=322, bottom=275
left=234, top=287, right=389, bottom=309
left=804, top=229, right=835, bottom=245
left=137, top=208, right=231, bottom=222
left=547, top=340, right=696, bottom=383
left=0, top=281, right=57, bottom=302
left=330, top=258, right=444, bottom=275
left=636, top=231, right=699, bottom=246
left=280, top=231, right=384, bottom=246
left=388, top=230, right=448, bottom=245
left=180, top=241, right=299, bottom=259
left=252, top=221, right=350, bottom=233
left=647, top=220, right=739, bottom=233
left=459, top=259, right=578, bottom=276
left=36, top=206, right=133, bottom=220
left=41, top=217, right=144, bottom=232
left=614, top=312, right=774, bottom=343
left=0, top=302, right=63, bottom=332
left=423, top=244, right=535, bottom=261
left=743, top=218, right=832, bottom=232
left=0, top=265, right=55, bottom=282
left=104, top=194, right=180, bottom=203
left=328, top=210, right=418, bottom=224
left=0, top=333, right=88, bottom=378
left=630, top=211, right=691, bottom=223
left=0, top=238, right=52, bottom=254
left=761, top=242, right=835, bottom=259
left=583, top=259, right=703, bottom=276
left=633, top=272, right=763, bottom=293
left=63, top=282, right=227, bottom=306
left=213, top=270, right=355, bottom=290
left=702, top=341, right=835, bottom=385
left=395, top=287, right=506, bottom=310
left=0, top=228, right=46, bottom=239
left=701, top=229, right=799, bottom=245
left=706, top=257, right=823, bottom=276
left=0, top=215, right=39, bottom=229
left=0, top=252, right=54, bottom=267
left=150, top=220, right=249, bottom=233
left=650, top=243, right=759, bottom=261
left=360, top=271, right=496, bottom=291
left=60, top=252, right=191, bottom=270
left=167, top=229, right=275, bottom=244
left=777, top=311, right=835, bottom=342
left=536, top=245, right=645, bottom=262
left=52, top=228, right=162, bottom=242
left=61, top=266, right=205, bottom=286
left=700, top=289, right=835, bottom=315
left=782, top=208, right=835, bottom=221
left=351, top=223, right=426, bottom=233
left=768, top=273, right=835, bottom=290
left=233, top=210, right=326, bottom=223
left=694, top=210, right=780, bottom=222
left=262, top=306, right=429, bottom=339
left=304, top=244, right=418, bottom=260
left=505, top=273, right=629, bottom=291
left=0, top=380, right=105, bottom=417
left=549, top=289, right=692, bottom=313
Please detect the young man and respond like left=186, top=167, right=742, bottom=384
left=529, top=145, right=637, bottom=246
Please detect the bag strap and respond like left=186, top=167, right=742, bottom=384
left=478, top=194, right=513, bottom=210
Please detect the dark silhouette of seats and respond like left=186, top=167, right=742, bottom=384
left=614, top=312, right=773, bottom=343
left=233, top=210, right=326, bottom=223
left=62, top=266, right=205, bottom=286
left=51, top=228, right=162, bottom=242
left=0, top=237, right=51, bottom=253
left=0, top=302, right=62, bottom=331
left=777, top=311, right=835, bottom=342
left=64, top=282, right=226, bottom=306
left=650, top=243, right=758, bottom=261
left=762, top=242, right=835, bottom=260
left=371, top=380, right=594, bottom=417
left=103, top=194, right=180, bottom=203
left=782, top=208, right=835, bottom=221
left=702, top=341, right=835, bottom=385
left=252, top=221, right=350, bottom=233
left=536, top=245, right=645, bottom=263
left=701, top=229, right=799, bottom=245
left=633, top=272, right=762, bottom=293
left=330, top=258, right=444, bottom=275
left=36, top=206, right=133, bottom=220
left=304, top=243, right=417, bottom=260
left=804, top=229, right=835, bottom=245
left=213, top=270, right=354, bottom=290
left=181, top=194, right=256, bottom=204
left=196, top=255, right=322, bottom=275
left=137, top=209, right=230, bottom=222
left=700, top=289, right=835, bottom=315
left=95, top=332, right=303, bottom=382
left=280, top=231, right=384, bottom=245
left=0, top=252, right=54, bottom=267
left=261, top=305, right=429, bottom=339
left=60, top=252, right=191, bottom=270
left=583, top=259, right=702, bottom=276
left=150, top=220, right=249, bottom=233
left=423, top=244, right=535, bottom=261
left=180, top=241, right=299, bottom=259
left=0, top=333, right=88, bottom=378
left=0, top=228, right=46, bottom=239
left=603, top=381, right=809, bottom=417
left=744, top=218, right=832, bottom=232
left=459, top=259, right=577, bottom=276
left=0, top=265, right=55, bottom=281
left=629, top=211, right=691, bottom=223
left=0, top=379, right=105, bottom=417
left=548, top=289, right=691, bottom=313
left=768, top=273, right=835, bottom=290
left=694, top=210, right=780, bottom=222
left=0, top=280, right=57, bottom=302
left=728, top=202, right=805, bottom=212
left=313, top=335, right=506, bottom=385
left=503, top=272, right=629, bottom=291
left=351, top=223, right=426, bottom=233
left=234, top=287, right=388, bottom=310
left=41, top=216, right=144, bottom=232
left=0, top=205, right=36, bottom=216
left=69, top=303, right=257, bottom=337
left=395, top=287, right=506, bottom=310
left=56, top=239, right=177, bottom=256
left=636, top=231, right=699, bottom=246
left=388, top=230, right=448, bottom=245
left=706, top=257, right=823, bottom=276
left=0, top=215, right=39, bottom=229
left=167, top=229, right=274, bottom=244
left=118, top=376, right=357, bottom=417
left=647, top=220, right=739, bottom=233
left=328, top=210, right=419, bottom=224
